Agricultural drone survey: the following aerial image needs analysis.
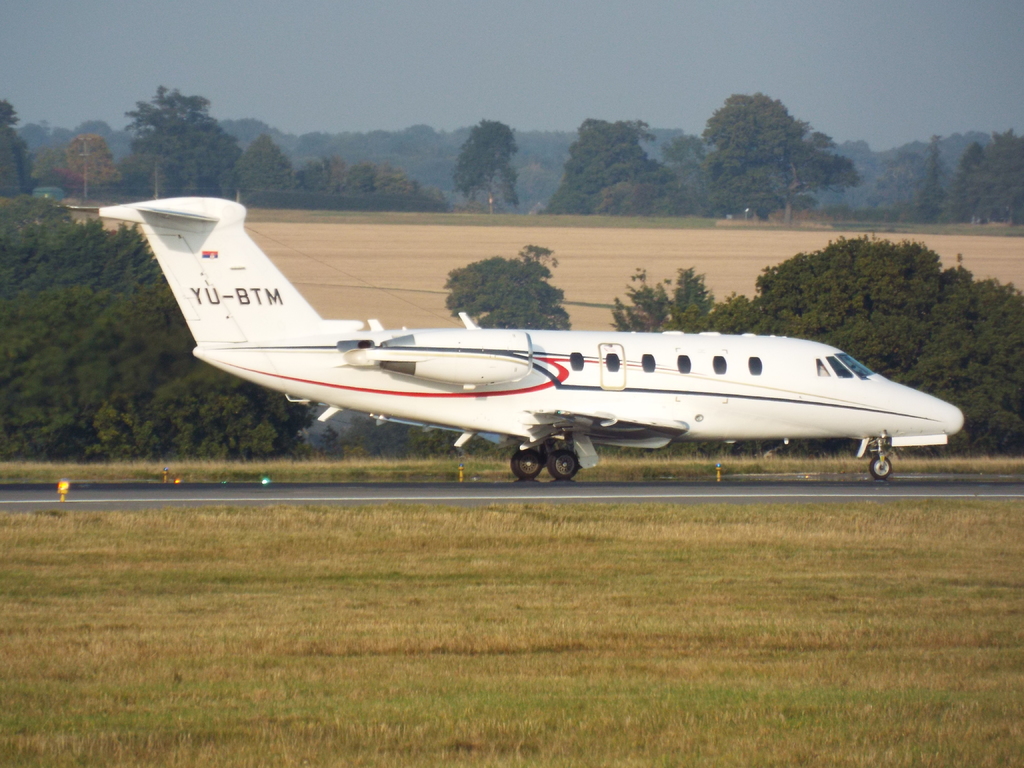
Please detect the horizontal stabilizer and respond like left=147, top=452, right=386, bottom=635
left=100, top=198, right=324, bottom=345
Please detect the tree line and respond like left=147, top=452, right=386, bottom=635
left=8, top=89, right=1021, bottom=223
left=1, top=90, right=445, bottom=211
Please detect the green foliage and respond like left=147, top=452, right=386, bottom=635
left=612, top=267, right=715, bottom=332
left=702, top=93, right=858, bottom=220
left=256, top=155, right=449, bottom=211
left=944, top=130, right=1024, bottom=224
left=0, top=284, right=311, bottom=460
left=445, top=245, right=570, bottom=330
left=0, top=201, right=158, bottom=300
left=708, top=237, right=1024, bottom=452
left=945, top=141, right=985, bottom=222
left=0, top=100, right=31, bottom=196
left=547, top=120, right=672, bottom=215
left=453, top=120, right=519, bottom=212
left=660, top=134, right=709, bottom=215
left=912, top=137, right=946, bottom=222
left=124, top=86, right=241, bottom=197
left=233, top=134, right=296, bottom=192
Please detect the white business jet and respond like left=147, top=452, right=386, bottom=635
left=100, top=198, right=963, bottom=481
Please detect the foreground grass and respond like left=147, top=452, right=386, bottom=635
left=1, top=501, right=1022, bottom=766
left=3, top=454, right=1024, bottom=484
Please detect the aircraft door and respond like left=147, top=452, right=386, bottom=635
left=599, top=343, right=627, bottom=390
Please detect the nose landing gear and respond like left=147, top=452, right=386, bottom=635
left=859, top=436, right=894, bottom=481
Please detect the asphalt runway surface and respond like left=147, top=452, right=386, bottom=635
left=3, top=477, right=1024, bottom=512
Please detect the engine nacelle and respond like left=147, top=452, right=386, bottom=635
left=340, top=328, right=533, bottom=387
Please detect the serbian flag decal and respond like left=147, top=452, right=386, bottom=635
left=202, top=251, right=219, bottom=259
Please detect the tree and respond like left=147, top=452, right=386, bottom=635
left=234, top=134, right=295, bottom=194
left=445, top=245, right=569, bottom=329
left=0, top=100, right=31, bottom=196
left=547, top=119, right=671, bottom=214
left=913, top=136, right=946, bottom=222
left=941, top=131, right=1024, bottom=224
left=661, top=134, right=708, bottom=215
left=453, top=120, right=519, bottom=213
left=702, top=93, right=858, bottom=222
left=124, top=86, right=241, bottom=197
left=0, top=284, right=311, bottom=460
left=945, top=141, right=985, bottom=222
left=0, top=198, right=158, bottom=299
left=703, top=237, right=1024, bottom=452
left=64, top=133, right=120, bottom=198
left=975, top=130, right=1024, bottom=224
left=612, top=267, right=715, bottom=332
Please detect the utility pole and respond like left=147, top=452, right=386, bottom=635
left=79, top=136, right=90, bottom=203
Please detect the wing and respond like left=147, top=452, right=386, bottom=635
left=522, top=409, right=690, bottom=457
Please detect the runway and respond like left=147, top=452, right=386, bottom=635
left=3, top=477, right=1024, bottom=512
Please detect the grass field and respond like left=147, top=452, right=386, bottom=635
left=4, top=455, right=1024, bottom=484
left=239, top=212, right=1024, bottom=330
left=2, top=500, right=1021, bottom=766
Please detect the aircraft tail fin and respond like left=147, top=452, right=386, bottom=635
left=100, top=197, right=338, bottom=344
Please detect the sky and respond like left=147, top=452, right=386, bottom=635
left=3, top=0, right=1023, bottom=150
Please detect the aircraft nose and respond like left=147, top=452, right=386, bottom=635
left=941, top=401, right=965, bottom=436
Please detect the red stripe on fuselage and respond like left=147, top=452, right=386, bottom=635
left=221, top=356, right=570, bottom=398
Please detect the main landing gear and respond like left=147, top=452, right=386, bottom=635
left=860, top=436, right=894, bottom=481
left=510, top=444, right=581, bottom=481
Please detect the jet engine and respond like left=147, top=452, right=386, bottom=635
left=339, top=329, right=533, bottom=387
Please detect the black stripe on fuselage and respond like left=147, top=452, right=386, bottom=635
left=215, top=345, right=936, bottom=423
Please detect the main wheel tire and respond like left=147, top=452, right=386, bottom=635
left=511, top=449, right=543, bottom=480
left=869, top=455, right=893, bottom=481
left=546, top=449, right=580, bottom=481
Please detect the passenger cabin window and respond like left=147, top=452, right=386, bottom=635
left=570, top=352, right=584, bottom=371
left=713, top=356, right=727, bottom=375
left=827, top=355, right=854, bottom=378
left=642, top=354, right=656, bottom=373
left=816, top=359, right=831, bottom=377
left=748, top=357, right=762, bottom=376
left=605, top=353, right=621, bottom=373
left=677, top=355, right=691, bottom=374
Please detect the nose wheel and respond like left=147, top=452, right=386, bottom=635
left=861, top=436, right=894, bottom=481
left=868, top=454, right=893, bottom=481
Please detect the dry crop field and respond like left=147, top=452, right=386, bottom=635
left=2, top=501, right=1022, bottom=766
left=242, top=213, right=1024, bottom=330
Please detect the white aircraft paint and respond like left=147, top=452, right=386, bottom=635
left=100, top=198, right=964, bottom=481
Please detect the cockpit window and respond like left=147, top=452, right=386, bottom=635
left=816, top=359, right=831, bottom=377
left=569, top=352, right=584, bottom=371
left=836, top=353, right=874, bottom=380
left=826, top=356, right=855, bottom=379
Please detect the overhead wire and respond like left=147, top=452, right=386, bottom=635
left=245, top=224, right=458, bottom=327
